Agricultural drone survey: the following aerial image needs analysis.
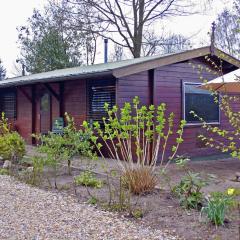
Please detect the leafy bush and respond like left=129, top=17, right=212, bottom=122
left=83, top=96, right=186, bottom=194
left=201, top=191, right=234, bottom=226
left=34, top=113, right=96, bottom=181
left=74, top=171, right=103, bottom=188
left=62, top=113, right=96, bottom=174
left=0, top=113, right=25, bottom=162
left=34, top=113, right=96, bottom=188
left=0, top=168, right=9, bottom=175
left=34, top=131, right=66, bottom=188
left=0, top=132, right=26, bottom=161
left=173, top=171, right=207, bottom=209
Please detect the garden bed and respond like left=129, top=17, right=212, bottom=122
left=5, top=147, right=239, bottom=240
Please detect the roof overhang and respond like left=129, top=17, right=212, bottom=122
left=0, top=46, right=239, bottom=88
left=113, top=47, right=240, bottom=78
left=0, top=70, right=113, bottom=88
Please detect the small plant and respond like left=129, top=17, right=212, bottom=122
left=29, top=156, right=45, bottom=185
left=87, top=196, right=98, bottom=205
left=173, top=171, right=207, bottom=209
left=175, top=155, right=190, bottom=169
left=131, top=208, right=144, bottom=219
left=227, top=187, right=240, bottom=196
left=201, top=191, right=234, bottom=226
left=74, top=171, right=103, bottom=188
left=62, top=113, right=97, bottom=175
left=0, top=168, right=9, bottom=175
left=34, top=132, right=66, bottom=188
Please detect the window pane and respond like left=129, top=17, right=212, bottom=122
left=184, top=83, right=219, bottom=123
left=88, top=80, right=116, bottom=123
left=0, top=90, right=16, bottom=119
left=41, top=93, right=50, bottom=112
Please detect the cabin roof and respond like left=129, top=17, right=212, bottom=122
left=0, top=46, right=239, bottom=88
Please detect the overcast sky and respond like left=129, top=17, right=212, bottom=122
left=0, top=0, right=234, bottom=77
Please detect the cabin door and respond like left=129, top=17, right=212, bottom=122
left=40, top=92, right=51, bottom=134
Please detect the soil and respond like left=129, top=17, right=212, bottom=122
left=2, top=148, right=240, bottom=240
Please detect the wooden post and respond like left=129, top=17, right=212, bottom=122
left=31, top=85, right=36, bottom=144
left=148, top=69, right=154, bottom=105
left=148, top=69, right=154, bottom=163
left=59, top=82, right=64, bottom=118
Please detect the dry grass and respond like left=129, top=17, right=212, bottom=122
left=122, top=166, right=157, bottom=195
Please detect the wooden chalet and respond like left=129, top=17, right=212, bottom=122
left=0, top=46, right=239, bottom=159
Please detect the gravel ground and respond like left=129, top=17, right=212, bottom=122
left=0, top=175, right=177, bottom=240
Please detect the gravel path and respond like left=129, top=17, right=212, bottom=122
left=0, top=176, right=177, bottom=240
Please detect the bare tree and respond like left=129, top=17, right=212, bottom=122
left=141, top=30, right=191, bottom=56
left=109, top=43, right=125, bottom=61
left=215, top=4, right=240, bottom=58
left=66, top=0, right=210, bottom=58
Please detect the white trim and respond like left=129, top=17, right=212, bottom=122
left=182, top=82, right=221, bottom=126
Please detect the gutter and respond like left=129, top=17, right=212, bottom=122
left=0, top=70, right=113, bottom=88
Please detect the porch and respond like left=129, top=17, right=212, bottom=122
left=0, top=77, right=116, bottom=144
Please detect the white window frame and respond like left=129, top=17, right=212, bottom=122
left=182, top=82, right=221, bottom=126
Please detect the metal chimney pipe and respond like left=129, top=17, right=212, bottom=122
left=104, top=39, right=108, bottom=63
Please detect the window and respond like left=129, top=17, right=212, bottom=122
left=87, top=79, right=116, bottom=123
left=183, top=82, right=219, bottom=124
left=0, top=90, right=16, bottom=119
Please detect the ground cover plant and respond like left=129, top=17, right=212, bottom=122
left=74, top=170, right=103, bottom=188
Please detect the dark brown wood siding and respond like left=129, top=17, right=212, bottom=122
left=64, top=79, right=87, bottom=127
left=117, top=71, right=150, bottom=107
left=117, top=59, right=239, bottom=159
left=154, top=60, right=217, bottom=158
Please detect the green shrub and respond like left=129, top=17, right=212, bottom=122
left=173, top=171, right=207, bottom=209
left=74, top=171, right=103, bottom=188
left=0, top=132, right=25, bottom=161
left=0, top=168, right=9, bottom=175
left=34, top=113, right=96, bottom=181
left=201, top=192, right=234, bottom=226
left=83, top=96, right=186, bottom=195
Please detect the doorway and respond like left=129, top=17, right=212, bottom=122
left=40, top=92, right=51, bottom=134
